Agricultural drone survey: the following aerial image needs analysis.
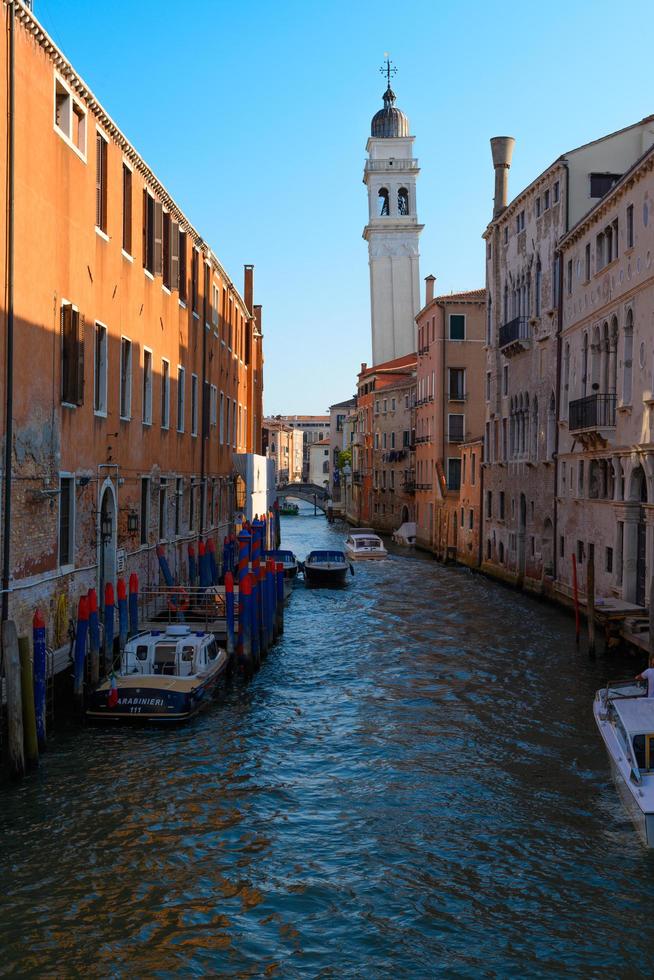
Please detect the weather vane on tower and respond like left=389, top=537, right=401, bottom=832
left=380, top=53, right=398, bottom=89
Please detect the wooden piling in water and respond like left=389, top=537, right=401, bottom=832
left=587, top=552, right=596, bottom=657
left=18, top=635, right=38, bottom=768
left=3, top=620, right=25, bottom=779
left=32, top=609, right=47, bottom=752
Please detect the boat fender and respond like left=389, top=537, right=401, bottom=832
left=168, top=586, right=190, bottom=613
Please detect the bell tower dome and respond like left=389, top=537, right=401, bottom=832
left=363, top=60, right=423, bottom=365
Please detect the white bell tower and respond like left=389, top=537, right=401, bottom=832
left=363, top=62, right=423, bottom=365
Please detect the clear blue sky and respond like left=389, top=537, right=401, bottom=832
left=36, top=0, right=654, bottom=415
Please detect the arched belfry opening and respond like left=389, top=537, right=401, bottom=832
left=378, top=188, right=390, bottom=216
left=398, top=187, right=409, bottom=215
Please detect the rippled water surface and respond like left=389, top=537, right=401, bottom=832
left=2, top=505, right=654, bottom=977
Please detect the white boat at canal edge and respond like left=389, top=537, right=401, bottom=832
left=344, top=529, right=388, bottom=561
left=86, top=625, right=230, bottom=723
left=593, top=679, right=654, bottom=846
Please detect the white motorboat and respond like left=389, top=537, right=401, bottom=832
left=344, top=529, right=388, bottom=561
left=593, top=678, right=654, bottom=845
left=87, top=625, right=229, bottom=723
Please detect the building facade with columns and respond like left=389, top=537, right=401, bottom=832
left=363, top=78, right=423, bottom=365
left=556, top=141, right=654, bottom=608
left=482, top=117, right=654, bottom=592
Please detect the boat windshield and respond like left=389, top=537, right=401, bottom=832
left=308, top=551, right=345, bottom=563
left=632, top=734, right=654, bottom=771
left=356, top=538, right=382, bottom=548
left=266, top=550, right=295, bottom=562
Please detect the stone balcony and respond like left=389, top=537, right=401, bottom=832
left=568, top=393, right=617, bottom=433
left=499, top=315, right=531, bottom=357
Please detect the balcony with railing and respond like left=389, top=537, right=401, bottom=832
left=499, top=315, right=531, bottom=356
left=352, top=470, right=363, bottom=485
left=568, top=393, right=616, bottom=433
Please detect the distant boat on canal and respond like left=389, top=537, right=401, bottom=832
left=345, top=529, right=388, bottom=561
left=279, top=502, right=300, bottom=516
left=302, top=550, right=353, bottom=588
left=264, top=549, right=299, bottom=580
left=86, top=625, right=229, bottom=723
left=594, top=678, right=654, bottom=845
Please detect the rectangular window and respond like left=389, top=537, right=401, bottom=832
left=192, top=250, right=199, bottom=314
left=560, top=535, right=565, bottom=558
left=627, top=204, right=634, bottom=248
left=536, top=197, right=541, bottom=218
left=95, top=133, right=108, bottom=233
left=485, top=371, right=491, bottom=401
left=58, top=475, right=74, bottom=566
left=54, top=77, right=86, bottom=157
left=390, top=471, right=395, bottom=490
left=212, top=283, right=220, bottom=328
left=449, top=314, right=465, bottom=341
left=177, top=366, right=185, bottom=432
left=191, top=374, right=198, bottom=436
left=579, top=460, right=584, bottom=495
left=94, top=322, right=108, bottom=415
left=233, top=398, right=237, bottom=447
left=487, top=490, right=492, bottom=518
left=140, top=477, right=150, bottom=545
left=189, top=482, right=195, bottom=532
left=447, top=458, right=461, bottom=491
left=448, top=414, right=464, bottom=442
left=449, top=368, right=465, bottom=400
left=210, top=384, right=217, bottom=426
left=158, top=478, right=168, bottom=540
left=122, top=164, right=132, bottom=254
left=577, top=540, right=585, bottom=564
left=503, top=226, right=508, bottom=245
left=161, top=359, right=170, bottom=429
left=590, top=173, right=621, bottom=199
left=567, top=259, right=573, bottom=294
left=178, top=230, right=187, bottom=302
left=382, top=432, right=387, bottom=449
left=142, top=349, right=153, bottom=424
left=499, top=491, right=505, bottom=519
left=471, top=453, right=476, bottom=486
left=120, top=338, right=132, bottom=420
left=162, top=212, right=171, bottom=289
left=61, top=302, right=85, bottom=406
left=606, top=546, right=613, bottom=574
left=553, top=180, right=560, bottom=204
left=585, top=242, right=591, bottom=281
left=391, top=431, right=396, bottom=449
left=502, top=364, right=508, bottom=396
left=143, top=191, right=155, bottom=274
left=544, top=188, right=550, bottom=210
left=219, top=391, right=225, bottom=444
left=225, top=397, right=230, bottom=447
left=469, top=510, right=473, bottom=530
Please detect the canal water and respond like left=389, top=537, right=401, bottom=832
left=1, top=503, right=654, bottom=977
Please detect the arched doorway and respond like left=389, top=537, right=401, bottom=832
left=99, top=480, right=117, bottom=601
left=401, top=505, right=409, bottom=524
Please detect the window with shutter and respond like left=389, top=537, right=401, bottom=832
left=122, top=164, right=132, bottom=254
left=170, top=221, right=179, bottom=291
left=192, top=251, right=199, bottom=314
left=154, top=201, right=163, bottom=277
left=95, top=133, right=107, bottom=232
left=61, top=303, right=84, bottom=406
left=178, top=231, right=187, bottom=302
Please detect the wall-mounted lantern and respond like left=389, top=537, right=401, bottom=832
left=101, top=514, right=113, bottom=541
left=127, top=512, right=139, bottom=533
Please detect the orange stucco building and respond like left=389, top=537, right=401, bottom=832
left=0, top=2, right=263, bottom=640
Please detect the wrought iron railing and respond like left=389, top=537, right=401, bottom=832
left=499, top=315, right=530, bottom=349
left=568, top=393, right=616, bottom=431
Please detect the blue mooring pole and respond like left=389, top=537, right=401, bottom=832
left=276, top=561, right=285, bottom=636
left=225, top=571, right=235, bottom=660
left=240, top=572, right=252, bottom=675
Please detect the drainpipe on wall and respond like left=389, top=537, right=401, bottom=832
left=552, top=162, right=569, bottom=584
left=2, top=1, right=16, bottom=623
left=199, top=259, right=209, bottom=533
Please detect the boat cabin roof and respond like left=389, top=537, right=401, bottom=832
left=123, top=626, right=219, bottom=677
left=612, top=697, right=654, bottom=734
left=306, top=550, right=346, bottom=562
left=265, top=549, right=296, bottom=562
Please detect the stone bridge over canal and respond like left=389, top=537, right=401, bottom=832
left=278, top=483, right=330, bottom=513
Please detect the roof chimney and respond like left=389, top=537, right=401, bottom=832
left=425, top=274, right=436, bottom=305
left=490, top=137, right=515, bottom=218
left=244, top=264, right=254, bottom=314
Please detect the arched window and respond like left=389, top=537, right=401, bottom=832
left=509, top=397, right=515, bottom=457
left=378, top=188, right=389, bottom=216
left=590, top=323, right=601, bottom=390
left=623, top=308, right=634, bottom=405
left=531, top=397, right=539, bottom=460
left=523, top=393, right=530, bottom=456
left=562, top=343, right=570, bottom=415
left=582, top=332, right=589, bottom=396
left=535, top=257, right=542, bottom=316
left=601, top=321, right=609, bottom=392
left=398, top=188, right=409, bottom=215
left=610, top=315, right=618, bottom=395
left=487, top=294, right=492, bottom=346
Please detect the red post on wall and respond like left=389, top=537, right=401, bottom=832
left=572, top=553, right=580, bottom=645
